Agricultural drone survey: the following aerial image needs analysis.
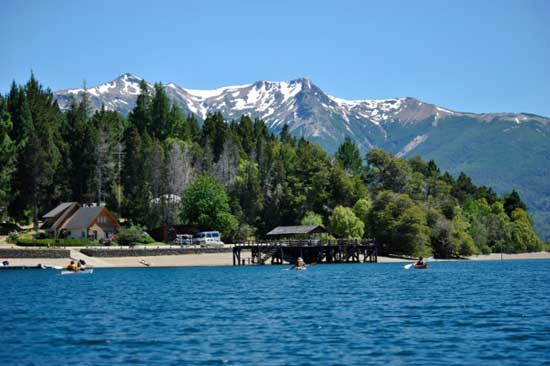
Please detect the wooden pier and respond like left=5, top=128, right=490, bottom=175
left=232, top=239, right=377, bottom=266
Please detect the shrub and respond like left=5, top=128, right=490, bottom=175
left=115, top=225, right=152, bottom=246
left=479, top=244, right=492, bottom=255
left=7, top=231, right=19, bottom=244
left=16, top=238, right=98, bottom=247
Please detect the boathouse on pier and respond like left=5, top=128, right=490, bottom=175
left=233, top=224, right=377, bottom=266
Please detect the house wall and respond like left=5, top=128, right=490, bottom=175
left=67, top=228, right=88, bottom=239
left=89, top=223, right=109, bottom=240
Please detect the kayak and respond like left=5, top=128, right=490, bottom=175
left=404, top=257, right=433, bottom=270
left=61, top=269, right=94, bottom=275
left=0, top=264, right=48, bottom=270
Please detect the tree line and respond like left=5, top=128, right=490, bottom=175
left=0, top=74, right=544, bottom=256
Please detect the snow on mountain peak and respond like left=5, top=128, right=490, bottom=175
left=182, top=83, right=252, bottom=101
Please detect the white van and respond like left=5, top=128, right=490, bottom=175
left=192, top=231, right=224, bottom=246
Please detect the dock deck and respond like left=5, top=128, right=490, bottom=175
left=232, top=239, right=377, bottom=266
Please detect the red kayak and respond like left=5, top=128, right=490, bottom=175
left=414, top=263, right=428, bottom=269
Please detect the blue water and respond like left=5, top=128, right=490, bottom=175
left=1, top=261, right=550, bottom=366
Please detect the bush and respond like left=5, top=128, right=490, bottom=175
left=16, top=238, right=98, bottom=247
left=141, top=231, right=155, bottom=244
left=7, top=231, right=19, bottom=244
left=479, top=244, right=492, bottom=255
left=115, top=225, right=152, bottom=246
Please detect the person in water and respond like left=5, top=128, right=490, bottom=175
left=415, top=257, right=426, bottom=267
left=66, top=260, right=78, bottom=272
left=296, top=257, right=305, bottom=268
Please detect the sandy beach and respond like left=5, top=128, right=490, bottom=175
left=2, top=250, right=550, bottom=269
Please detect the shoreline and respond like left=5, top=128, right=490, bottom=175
left=1, top=251, right=550, bottom=269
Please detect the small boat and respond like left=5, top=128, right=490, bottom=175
left=0, top=264, right=48, bottom=270
left=293, top=266, right=307, bottom=270
left=61, top=269, right=94, bottom=275
left=404, top=257, right=433, bottom=270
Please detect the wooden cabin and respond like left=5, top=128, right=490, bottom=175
left=62, top=206, right=119, bottom=240
left=41, top=202, right=80, bottom=238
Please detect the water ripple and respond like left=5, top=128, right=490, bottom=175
left=1, top=261, right=550, bottom=365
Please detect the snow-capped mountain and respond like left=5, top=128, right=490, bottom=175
left=54, top=73, right=550, bottom=240
left=55, top=73, right=548, bottom=152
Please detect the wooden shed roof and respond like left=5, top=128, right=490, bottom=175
left=266, top=225, right=327, bottom=236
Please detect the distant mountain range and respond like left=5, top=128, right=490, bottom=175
left=54, top=74, right=550, bottom=240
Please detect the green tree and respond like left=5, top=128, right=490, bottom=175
left=65, top=93, right=99, bottom=204
left=369, top=191, right=430, bottom=255
left=509, top=208, right=542, bottom=252
left=301, top=211, right=323, bottom=226
left=0, top=96, right=16, bottom=218
left=17, top=74, right=62, bottom=227
left=353, top=198, right=371, bottom=235
left=279, top=123, right=293, bottom=144
left=202, top=112, right=227, bottom=161
left=180, top=175, right=238, bottom=237
left=503, top=190, right=527, bottom=217
left=128, top=80, right=151, bottom=133
left=366, top=148, right=412, bottom=193
left=336, top=137, right=363, bottom=175
left=150, top=82, right=170, bottom=139
left=122, top=128, right=151, bottom=225
left=329, top=206, right=364, bottom=239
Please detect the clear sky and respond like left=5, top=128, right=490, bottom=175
left=1, top=0, right=549, bottom=116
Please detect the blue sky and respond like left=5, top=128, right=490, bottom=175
left=1, top=0, right=549, bottom=116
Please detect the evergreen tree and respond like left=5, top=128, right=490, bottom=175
left=122, top=128, right=151, bottom=225
left=65, top=93, right=98, bottom=204
left=185, top=114, right=201, bottom=143
left=279, top=123, right=292, bottom=144
left=128, top=80, right=152, bottom=133
left=503, top=189, right=527, bottom=217
left=336, top=137, right=363, bottom=176
left=0, top=96, right=16, bottom=218
left=17, top=74, right=62, bottom=227
left=150, top=83, right=170, bottom=139
left=167, top=103, right=185, bottom=140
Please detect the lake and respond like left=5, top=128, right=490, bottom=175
left=1, top=260, right=549, bottom=365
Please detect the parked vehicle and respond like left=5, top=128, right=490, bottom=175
left=192, top=231, right=224, bottom=246
left=174, top=234, right=193, bottom=245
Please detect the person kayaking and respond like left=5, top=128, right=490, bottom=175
left=296, top=257, right=305, bottom=269
left=77, top=259, right=87, bottom=270
left=414, top=256, right=427, bottom=268
left=66, top=261, right=78, bottom=272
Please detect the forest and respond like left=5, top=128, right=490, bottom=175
left=0, top=75, right=544, bottom=257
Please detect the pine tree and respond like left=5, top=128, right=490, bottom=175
left=168, top=103, right=186, bottom=140
left=0, top=96, right=16, bottom=219
left=128, top=80, right=152, bottom=134
left=150, top=83, right=170, bottom=139
left=6, top=83, right=34, bottom=220
left=65, top=92, right=98, bottom=204
left=15, top=74, right=62, bottom=227
left=336, top=137, right=363, bottom=175
left=185, top=114, right=201, bottom=143
left=202, top=112, right=228, bottom=161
